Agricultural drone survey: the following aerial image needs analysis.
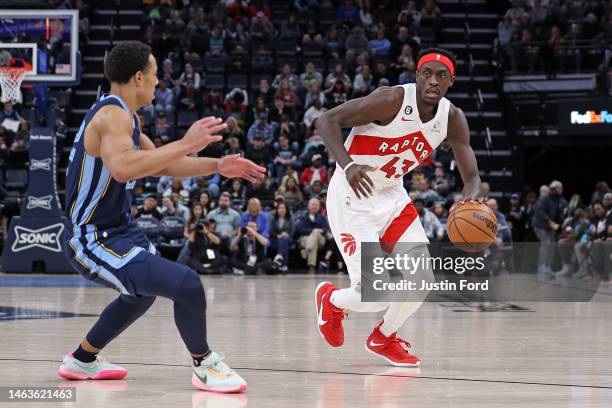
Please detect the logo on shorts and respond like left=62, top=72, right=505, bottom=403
left=11, top=223, right=64, bottom=253
left=340, top=233, right=356, bottom=256
left=30, top=158, right=51, bottom=171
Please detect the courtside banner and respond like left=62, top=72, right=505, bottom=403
left=558, top=98, right=612, bottom=136
left=359, top=242, right=611, bottom=302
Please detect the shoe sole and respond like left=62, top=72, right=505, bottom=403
left=191, top=373, right=248, bottom=393
left=314, top=281, right=343, bottom=348
left=58, top=366, right=128, bottom=380
left=363, top=343, right=421, bottom=367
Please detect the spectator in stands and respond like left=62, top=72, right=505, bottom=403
left=275, top=115, right=297, bottom=145
left=398, top=62, right=417, bottom=84
left=345, top=27, right=370, bottom=67
left=247, top=117, right=275, bottom=145
left=223, top=116, right=245, bottom=145
left=245, top=135, right=272, bottom=168
left=300, top=62, right=323, bottom=91
left=154, top=80, right=175, bottom=121
left=228, top=44, right=249, bottom=72
left=185, top=217, right=226, bottom=274
left=534, top=180, right=568, bottom=274
left=272, top=64, right=299, bottom=92
left=412, top=198, right=444, bottom=240
left=487, top=198, right=512, bottom=243
left=251, top=78, right=274, bottom=106
left=369, top=29, right=391, bottom=57
left=324, top=26, right=342, bottom=59
left=178, top=84, right=198, bottom=113
left=207, top=192, right=241, bottom=252
left=277, top=80, right=299, bottom=111
left=591, top=181, right=610, bottom=204
left=304, top=83, right=326, bottom=109
left=560, top=23, right=584, bottom=72
left=337, top=0, right=360, bottom=25
left=373, top=62, right=391, bottom=87
left=161, top=194, right=188, bottom=221
left=302, top=18, right=323, bottom=45
left=154, top=113, right=173, bottom=143
left=230, top=220, right=278, bottom=275
left=300, top=153, right=328, bottom=188
left=250, top=96, right=269, bottom=123
left=246, top=177, right=275, bottom=205
left=325, top=63, right=352, bottom=91
left=277, top=176, right=304, bottom=209
left=134, top=193, right=162, bottom=220
left=304, top=99, right=327, bottom=128
left=240, top=197, right=269, bottom=238
left=504, top=0, right=525, bottom=24
left=198, top=191, right=214, bottom=215
left=249, top=12, right=274, bottom=48
left=202, top=87, right=224, bottom=109
left=280, top=12, right=300, bottom=41
left=179, top=63, right=201, bottom=90
left=509, top=29, right=538, bottom=72
left=540, top=25, right=562, bottom=75
left=554, top=208, right=590, bottom=277
left=251, top=46, right=274, bottom=73
left=228, top=21, right=250, bottom=48
left=224, top=88, right=249, bottom=118
left=506, top=193, right=527, bottom=242
left=0, top=102, right=23, bottom=123
left=432, top=201, right=448, bottom=225
left=352, top=65, right=375, bottom=98
left=297, top=197, right=329, bottom=273
left=269, top=95, right=296, bottom=124
left=325, top=79, right=349, bottom=108
left=270, top=201, right=293, bottom=269
left=420, top=0, right=442, bottom=40
left=498, top=16, right=515, bottom=52
left=226, top=0, right=250, bottom=27
left=273, top=133, right=299, bottom=185
left=416, top=179, right=439, bottom=206
left=479, top=182, right=491, bottom=200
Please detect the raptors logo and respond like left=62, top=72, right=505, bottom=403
left=340, top=233, right=356, bottom=256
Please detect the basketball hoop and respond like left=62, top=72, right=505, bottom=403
left=0, top=66, right=28, bottom=104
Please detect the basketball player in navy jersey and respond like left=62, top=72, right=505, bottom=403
left=58, top=42, right=265, bottom=393
left=315, top=48, right=481, bottom=366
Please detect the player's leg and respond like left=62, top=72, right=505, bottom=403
left=315, top=174, right=388, bottom=347
left=365, top=196, right=431, bottom=367
left=124, top=253, right=246, bottom=392
left=58, top=293, right=155, bottom=380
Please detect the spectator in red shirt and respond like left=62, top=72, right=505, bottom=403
left=300, top=153, right=328, bottom=187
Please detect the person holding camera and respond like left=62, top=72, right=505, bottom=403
left=185, top=218, right=227, bottom=275
left=230, top=220, right=280, bottom=275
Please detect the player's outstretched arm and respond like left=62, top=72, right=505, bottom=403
left=446, top=104, right=481, bottom=200
left=96, top=106, right=226, bottom=182
left=316, top=86, right=403, bottom=199
left=140, top=133, right=266, bottom=183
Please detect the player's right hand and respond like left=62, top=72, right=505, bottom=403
left=182, top=117, right=226, bottom=154
left=345, top=163, right=376, bottom=199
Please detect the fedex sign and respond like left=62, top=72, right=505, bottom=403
left=570, top=110, right=612, bottom=125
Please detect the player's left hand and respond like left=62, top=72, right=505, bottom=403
left=218, top=154, right=267, bottom=183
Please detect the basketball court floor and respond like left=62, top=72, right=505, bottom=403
left=1, top=273, right=611, bottom=408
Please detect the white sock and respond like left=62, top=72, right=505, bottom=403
left=330, top=286, right=389, bottom=313
left=380, top=302, right=423, bottom=336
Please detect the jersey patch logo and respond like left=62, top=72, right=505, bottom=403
left=340, top=233, right=356, bottom=256
left=404, top=106, right=413, bottom=115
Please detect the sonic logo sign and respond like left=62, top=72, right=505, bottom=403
left=11, top=223, right=65, bottom=253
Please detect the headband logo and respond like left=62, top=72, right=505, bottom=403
left=436, top=54, right=441, bottom=60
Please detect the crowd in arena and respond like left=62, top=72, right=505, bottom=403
left=0, top=0, right=609, bottom=280
left=494, top=0, right=611, bottom=74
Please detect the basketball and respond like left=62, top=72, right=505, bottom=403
left=447, top=201, right=498, bottom=252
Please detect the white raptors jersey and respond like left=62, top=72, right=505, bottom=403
left=339, top=83, right=450, bottom=189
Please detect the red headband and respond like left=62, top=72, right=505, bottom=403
left=417, top=53, right=455, bottom=76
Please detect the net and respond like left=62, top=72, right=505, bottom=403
left=0, top=66, right=28, bottom=104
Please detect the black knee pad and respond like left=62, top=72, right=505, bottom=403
left=177, top=268, right=206, bottom=307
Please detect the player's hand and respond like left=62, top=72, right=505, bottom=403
left=450, top=197, right=482, bottom=213
left=345, top=163, right=376, bottom=199
left=182, top=117, right=226, bottom=154
left=218, top=154, right=267, bottom=183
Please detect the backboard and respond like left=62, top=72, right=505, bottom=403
left=0, top=9, right=79, bottom=85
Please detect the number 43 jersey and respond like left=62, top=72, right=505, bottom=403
left=339, top=83, right=450, bottom=190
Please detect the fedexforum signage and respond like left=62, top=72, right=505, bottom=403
left=559, top=99, right=612, bottom=135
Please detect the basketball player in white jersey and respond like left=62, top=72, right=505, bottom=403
left=315, top=48, right=481, bottom=366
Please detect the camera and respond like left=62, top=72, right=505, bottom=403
left=196, top=220, right=210, bottom=232
left=240, top=227, right=247, bottom=235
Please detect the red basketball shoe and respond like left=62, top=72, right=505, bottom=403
left=315, top=282, right=346, bottom=347
left=365, top=321, right=421, bottom=367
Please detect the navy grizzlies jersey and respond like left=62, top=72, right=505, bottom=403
left=65, top=94, right=140, bottom=230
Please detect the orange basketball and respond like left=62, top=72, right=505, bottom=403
left=447, top=201, right=498, bottom=253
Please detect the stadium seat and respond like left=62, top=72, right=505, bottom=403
left=226, top=74, right=248, bottom=89
left=302, top=43, right=323, bottom=58
left=157, top=216, right=186, bottom=260
left=275, top=41, right=298, bottom=57
left=276, top=57, right=299, bottom=72
left=177, top=110, right=199, bottom=129
left=4, top=169, right=28, bottom=191
left=204, top=73, right=225, bottom=90
left=135, top=216, right=161, bottom=241
left=204, top=57, right=226, bottom=73
left=250, top=74, right=273, bottom=90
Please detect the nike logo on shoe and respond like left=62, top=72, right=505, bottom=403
left=401, top=117, right=414, bottom=121
left=317, top=294, right=327, bottom=326
left=369, top=340, right=385, bottom=347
